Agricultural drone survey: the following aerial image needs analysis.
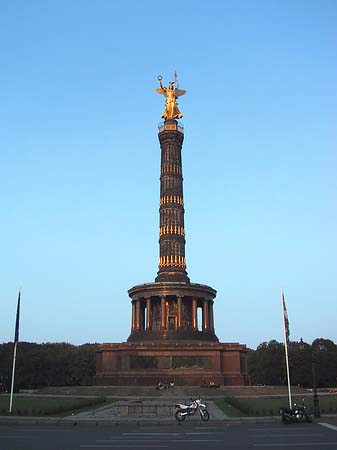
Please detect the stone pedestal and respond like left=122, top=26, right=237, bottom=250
left=95, top=341, right=249, bottom=386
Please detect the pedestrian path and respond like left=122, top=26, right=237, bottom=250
left=65, top=400, right=228, bottom=421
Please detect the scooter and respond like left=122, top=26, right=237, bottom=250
left=280, top=399, right=313, bottom=424
left=175, top=398, right=210, bottom=422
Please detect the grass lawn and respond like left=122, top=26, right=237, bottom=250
left=214, top=399, right=246, bottom=417
left=215, top=395, right=337, bottom=417
left=0, top=395, right=108, bottom=417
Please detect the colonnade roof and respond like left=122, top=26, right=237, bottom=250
left=128, top=281, right=217, bottom=300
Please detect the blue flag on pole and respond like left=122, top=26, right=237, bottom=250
left=14, top=291, right=20, bottom=343
left=282, top=290, right=290, bottom=344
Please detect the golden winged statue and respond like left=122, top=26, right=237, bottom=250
left=156, top=74, right=186, bottom=120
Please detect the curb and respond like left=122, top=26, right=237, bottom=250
left=0, top=416, right=283, bottom=426
left=1, top=415, right=335, bottom=427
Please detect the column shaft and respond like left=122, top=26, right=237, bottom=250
left=155, top=122, right=190, bottom=283
left=161, top=297, right=166, bottom=329
left=209, top=301, right=214, bottom=331
left=146, top=297, right=152, bottom=330
left=203, top=300, right=209, bottom=331
left=177, top=296, right=182, bottom=329
left=131, top=301, right=135, bottom=331
left=192, top=298, right=197, bottom=330
left=135, top=300, right=140, bottom=331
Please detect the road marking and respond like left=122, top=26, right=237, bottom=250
left=122, top=432, right=180, bottom=436
left=254, top=434, right=322, bottom=437
left=81, top=446, right=168, bottom=448
left=183, top=432, right=223, bottom=435
left=319, top=423, right=337, bottom=432
left=98, top=440, right=164, bottom=442
left=4, top=429, right=66, bottom=433
left=0, top=436, right=40, bottom=439
left=172, top=439, right=221, bottom=442
left=122, top=431, right=220, bottom=435
left=253, top=443, right=337, bottom=447
left=249, top=428, right=304, bottom=431
left=0, top=436, right=17, bottom=439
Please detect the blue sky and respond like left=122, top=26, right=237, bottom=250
left=1, top=0, right=336, bottom=349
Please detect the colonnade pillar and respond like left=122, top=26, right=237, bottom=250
left=202, top=299, right=209, bottom=331
left=177, top=296, right=182, bottom=329
left=145, top=297, right=152, bottom=330
left=192, top=298, right=197, bottom=329
left=131, top=301, right=136, bottom=331
left=135, top=298, right=140, bottom=331
left=160, top=296, right=166, bottom=329
left=209, top=300, right=214, bottom=332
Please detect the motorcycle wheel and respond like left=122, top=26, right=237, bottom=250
left=282, top=414, right=292, bottom=424
left=306, top=414, right=313, bottom=423
left=200, top=409, right=210, bottom=421
left=175, top=409, right=186, bottom=422
left=296, top=413, right=304, bottom=421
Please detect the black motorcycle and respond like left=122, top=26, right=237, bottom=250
left=280, top=399, right=313, bottom=424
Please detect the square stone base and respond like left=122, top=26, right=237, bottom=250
left=95, top=341, right=249, bottom=386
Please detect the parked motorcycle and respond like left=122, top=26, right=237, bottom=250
left=175, top=398, right=210, bottom=422
left=280, top=399, right=312, bottom=424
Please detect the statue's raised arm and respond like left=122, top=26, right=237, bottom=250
left=156, top=75, right=165, bottom=95
left=156, top=74, right=186, bottom=120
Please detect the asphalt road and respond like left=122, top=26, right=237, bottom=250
left=1, top=422, right=337, bottom=450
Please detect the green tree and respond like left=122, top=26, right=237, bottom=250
left=69, top=344, right=98, bottom=385
left=288, top=340, right=312, bottom=387
left=248, top=340, right=285, bottom=385
left=311, top=338, right=337, bottom=387
left=0, top=342, right=99, bottom=390
left=248, top=338, right=337, bottom=388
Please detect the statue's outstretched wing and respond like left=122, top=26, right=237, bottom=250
left=156, top=88, right=165, bottom=95
left=175, top=89, right=186, bottom=97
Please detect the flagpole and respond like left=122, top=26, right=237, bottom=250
left=9, top=342, right=18, bottom=414
left=281, top=288, right=292, bottom=410
left=9, top=290, right=21, bottom=414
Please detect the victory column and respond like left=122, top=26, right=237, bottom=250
left=95, top=74, right=249, bottom=386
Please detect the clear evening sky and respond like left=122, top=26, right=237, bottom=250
left=1, top=1, right=336, bottom=349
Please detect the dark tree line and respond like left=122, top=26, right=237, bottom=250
left=248, top=338, right=337, bottom=387
left=0, top=342, right=98, bottom=392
